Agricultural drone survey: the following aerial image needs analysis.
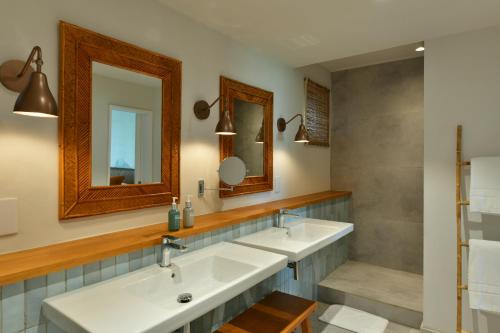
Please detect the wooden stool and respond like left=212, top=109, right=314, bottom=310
left=215, top=291, right=317, bottom=333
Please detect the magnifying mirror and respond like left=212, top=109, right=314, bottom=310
left=219, top=156, right=247, bottom=186
left=198, top=156, right=247, bottom=197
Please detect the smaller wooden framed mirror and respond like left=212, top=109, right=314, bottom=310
left=219, top=76, right=273, bottom=197
left=59, top=22, right=181, bottom=219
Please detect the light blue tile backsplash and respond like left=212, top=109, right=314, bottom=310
left=100, top=258, right=116, bottom=281
left=65, top=267, right=82, bottom=292
left=128, top=250, right=143, bottom=272
left=2, top=282, right=25, bottom=333
left=46, top=273, right=64, bottom=299
left=83, top=263, right=100, bottom=287
left=0, top=197, right=351, bottom=333
left=115, top=254, right=129, bottom=276
left=25, top=277, right=46, bottom=328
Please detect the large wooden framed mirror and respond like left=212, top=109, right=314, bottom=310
left=59, top=22, right=181, bottom=219
left=219, top=76, right=273, bottom=197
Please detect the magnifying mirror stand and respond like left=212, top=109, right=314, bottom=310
left=197, top=179, right=234, bottom=197
left=198, top=157, right=246, bottom=197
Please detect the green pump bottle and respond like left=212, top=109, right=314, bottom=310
left=168, top=197, right=180, bottom=231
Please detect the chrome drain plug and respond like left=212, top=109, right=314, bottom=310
left=177, top=293, right=193, bottom=303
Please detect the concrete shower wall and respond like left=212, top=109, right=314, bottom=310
left=331, top=57, right=424, bottom=274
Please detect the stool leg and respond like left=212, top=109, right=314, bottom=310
left=301, top=318, right=312, bottom=333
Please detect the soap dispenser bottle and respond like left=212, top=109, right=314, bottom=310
left=168, top=197, right=180, bottom=231
left=183, top=195, right=195, bottom=228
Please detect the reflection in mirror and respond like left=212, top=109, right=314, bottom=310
left=91, top=62, right=162, bottom=186
left=233, top=99, right=264, bottom=177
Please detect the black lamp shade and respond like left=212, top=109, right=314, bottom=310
left=294, top=123, right=309, bottom=143
left=215, top=109, right=236, bottom=135
left=13, top=72, right=58, bottom=118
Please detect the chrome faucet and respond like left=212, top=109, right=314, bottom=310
left=276, top=208, right=300, bottom=229
left=160, top=235, right=188, bottom=268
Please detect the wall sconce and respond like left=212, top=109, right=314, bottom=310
left=193, top=96, right=236, bottom=135
left=0, top=46, right=58, bottom=117
left=277, top=114, right=309, bottom=143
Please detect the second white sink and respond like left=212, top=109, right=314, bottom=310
left=233, top=217, right=353, bottom=262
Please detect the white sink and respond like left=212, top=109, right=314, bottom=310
left=233, top=217, right=353, bottom=262
left=43, top=242, right=288, bottom=333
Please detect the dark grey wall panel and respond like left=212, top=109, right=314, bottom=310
left=331, top=57, right=423, bottom=274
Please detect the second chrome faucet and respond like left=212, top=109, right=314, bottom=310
left=276, top=208, right=300, bottom=229
left=160, top=235, right=188, bottom=268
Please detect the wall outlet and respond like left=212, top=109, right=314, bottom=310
left=0, top=198, right=18, bottom=236
left=274, top=176, right=281, bottom=193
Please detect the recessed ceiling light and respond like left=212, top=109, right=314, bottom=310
left=416, top=42, right=425, bottom=52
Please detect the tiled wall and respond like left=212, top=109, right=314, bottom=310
left=0, top=197, right=351, bottom=333
left=331, top=57, right=423, bottom=274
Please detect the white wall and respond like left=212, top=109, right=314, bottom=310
left=0, top=0, right=331, bottom=253
left=424, top=25, right=500, bottom=333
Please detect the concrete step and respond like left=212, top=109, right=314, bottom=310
left=317, top=261, right=423, bottom=329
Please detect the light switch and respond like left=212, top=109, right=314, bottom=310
left=0, top=198, right=18, bottom=236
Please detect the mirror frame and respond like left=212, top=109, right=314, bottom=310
left=219, top=76, right=273, bottom=197
left=58, top=22, right=181, bottom=219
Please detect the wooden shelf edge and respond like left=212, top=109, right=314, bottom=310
left=0, top=190, right=351, bottom=285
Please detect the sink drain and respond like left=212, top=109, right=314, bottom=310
left=177, top=293, right=193, bottom=303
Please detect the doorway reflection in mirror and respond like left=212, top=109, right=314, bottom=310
left=91, top=62, right=162, bottom=186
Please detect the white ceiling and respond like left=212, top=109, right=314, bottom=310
left=159, top=0, right=500, bottom=68
left=320, top=42, right=423, bottom=72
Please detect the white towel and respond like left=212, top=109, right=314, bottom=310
left=470, top=157, right=500, bottom=215
left=469, top=239, right=500, bottom=313
left=318, top=304, right=388, bottom=333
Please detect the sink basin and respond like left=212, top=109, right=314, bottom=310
left=43, top=242, right=288, bottom=333
left=233, top=217, right=353, bottom=262
left=126, top=255, right=257, bottom=309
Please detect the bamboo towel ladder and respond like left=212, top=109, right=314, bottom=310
left=456, top=125, right=471, bottom=333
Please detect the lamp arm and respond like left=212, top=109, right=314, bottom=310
left=18, top=46, right=42, bottom=77
left=193, top=95, right=228, bottom=121
left=208, top=95, right=221, bottom=109
left=285, top=113, right=304, bottom=125
left=205, top=186, right=234, bottom=192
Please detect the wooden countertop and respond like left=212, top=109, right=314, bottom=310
left=0, top=191, right=350, bottom=285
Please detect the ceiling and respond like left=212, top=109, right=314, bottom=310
left=159, top=0, right=500, bottom=69
left=320, top=42, right=423, bottom=72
